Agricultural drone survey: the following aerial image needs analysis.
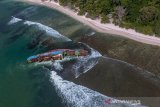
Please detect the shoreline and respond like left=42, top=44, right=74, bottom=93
left=25, top=0, right=160, bottom=46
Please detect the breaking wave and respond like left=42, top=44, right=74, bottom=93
left=8, top=17, right=71, bottom=41
left=6, top=4, right=146, bottom=107
left=50, top=71, right=144, bottom=107
left=51, top=43, right=102, bottom=78
left=23, top=20, right=71, bottom=41
left=7, top=16, right=101, bottom=77
left=72, top=44, right=102, bottom=77
left=8, top=16, right=22, bottom=25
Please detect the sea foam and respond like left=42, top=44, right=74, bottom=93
left=23, top=21, right=71, bottom=41
left=51, top=43, right=102, bottom=78
left=8, top=17, right=71, bottom=41
left=73, top=45, right=102, bottom=77
left=50, top=71, right=145, bottom=107
left=8, top=17, right=22, bottom=25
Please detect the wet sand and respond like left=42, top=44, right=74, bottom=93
left=17, top=1, right=160, bottom=106
left=24, top=0, right=160, bottom=46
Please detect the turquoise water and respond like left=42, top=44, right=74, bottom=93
left=0, top=0, right=69, bottom=107
left=0, top=0, right=95, bottom=107
left=1, top=1, right=159, bottom=107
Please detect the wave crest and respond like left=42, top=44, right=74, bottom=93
left=8, top=17, right=71, bottom=41
left=51, top=71, right=144, bottom=107
left=8, top=16, right=22, bottom=25
left=23, top=20, right=71, bottom=41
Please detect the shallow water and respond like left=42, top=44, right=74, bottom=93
left=0, top=0, right=159, bottom=107
left=0, top=1, right=65, bottom=107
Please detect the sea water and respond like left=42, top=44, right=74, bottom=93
left=0, top=0, right=150, bottom=107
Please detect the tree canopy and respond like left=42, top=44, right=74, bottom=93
left=57, top=0, right=160, bottom=36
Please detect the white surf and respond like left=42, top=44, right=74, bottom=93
left=8, top=17, right=71, bottom=41
left=8, top=16, right=22, bottom=25
left=23, top=20, right=71, bottom=41
left=50, top=71, right=145, bottom=107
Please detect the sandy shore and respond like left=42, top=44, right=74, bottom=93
left=25, top=0, right=160, bottom=46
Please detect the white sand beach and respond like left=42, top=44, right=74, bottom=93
left=25, top=0, right=160, bottom=46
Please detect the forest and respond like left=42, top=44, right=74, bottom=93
left=54, top=0, right=160, bottom=36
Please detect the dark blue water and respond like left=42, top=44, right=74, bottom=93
left=0, top=0, right=70, bottom=107
left=0, top=0, right=100, bottom=107
left=0, top=1, right=159, bottom=107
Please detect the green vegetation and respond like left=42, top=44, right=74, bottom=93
left=57, top=0, right=160, bottom=36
